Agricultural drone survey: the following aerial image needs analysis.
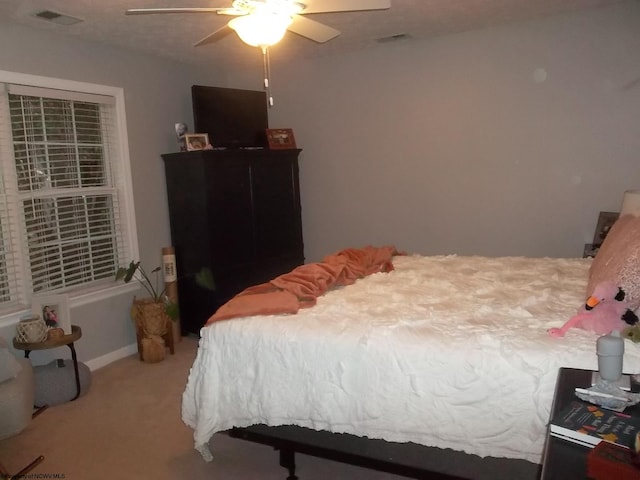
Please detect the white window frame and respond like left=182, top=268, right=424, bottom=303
left=0, top=70, right=139, bottom=328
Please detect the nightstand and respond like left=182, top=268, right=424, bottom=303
left=540, top=368, right=640, bottom=479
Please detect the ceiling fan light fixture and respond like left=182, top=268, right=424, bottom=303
left=229, top=10, right=292, bottom=47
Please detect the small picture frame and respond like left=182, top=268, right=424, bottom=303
left=31, top=294, right=71, bottom=335
left=266, top=128, right=297, bottom=150
left=583, top=243, right=599, bottom=259
left=185, top=133, right=209, bottom=151
left=175, top=122, right=188, bottom=152
left=593, top=211, right=619, bottom=246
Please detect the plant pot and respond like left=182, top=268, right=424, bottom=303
left=131, top=298, right=173, bottom=363
left=132, top=298, right=169, bottom=336
left=140, top=335, right=166, bottom=363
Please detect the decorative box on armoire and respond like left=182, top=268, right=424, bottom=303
left=162, top=148, right=304, bottom=335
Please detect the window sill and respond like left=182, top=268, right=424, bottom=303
left=0, top=282, right=140, bottom=330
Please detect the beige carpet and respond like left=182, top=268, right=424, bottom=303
left=0, top=336, right=404, bottom=480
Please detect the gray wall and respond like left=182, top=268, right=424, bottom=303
left=232, top=1, right=640, bottom=262
left=0, top=21, right=219, bottom=366
left=1, top=2, right=639, bottom=365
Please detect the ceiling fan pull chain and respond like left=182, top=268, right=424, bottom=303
left=262, top=45, right=274, bottom=107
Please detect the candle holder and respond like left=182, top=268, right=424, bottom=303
left=15, top=315, right=48, bottom=344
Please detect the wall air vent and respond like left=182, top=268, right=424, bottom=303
left=33, top=10, right=83, bottom=26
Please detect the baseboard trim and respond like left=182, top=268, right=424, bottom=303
left=85, top=343, right=138, bottom=371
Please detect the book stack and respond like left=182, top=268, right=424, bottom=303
left=550, top=400, right=640, bottom=449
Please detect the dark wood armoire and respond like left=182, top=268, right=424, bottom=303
left=162, top=148, right=304, bottom=334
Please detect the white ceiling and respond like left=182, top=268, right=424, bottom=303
left=0, top=0, right=627, bottom=70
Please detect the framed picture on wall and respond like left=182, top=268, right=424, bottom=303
left=185, top=133, right=209, bottom=151
left=266, top=128, right=297, bottom=150
left=593, top=211, right=619, bottom=246
left=31, top=294, right=71, bottom=334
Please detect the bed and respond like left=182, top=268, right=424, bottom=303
left=182, top=217, right=640, bottom=478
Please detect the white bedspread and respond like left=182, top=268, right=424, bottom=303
left=182, top=254, right=640, bottom=464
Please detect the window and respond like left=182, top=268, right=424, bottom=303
left=0, top=72, right=137, bottom=316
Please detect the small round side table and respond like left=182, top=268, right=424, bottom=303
left=13, top=325, right=83, bottom=401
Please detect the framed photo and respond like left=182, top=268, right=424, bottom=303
left=266, top=128, right=297, bottom=150
left=185, top=133, right=209, bottom=151
left=593, top=211, right=619, bottom=246
left=31, top=294, right=71, bottom=335
left=583, top=243, right=599, bottom=259
left=175, top=122, right=188, bottom=151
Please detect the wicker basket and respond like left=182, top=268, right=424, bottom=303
left=15, top=315, right=48, bottom=343
left=141, top=335, right=166, bottom=363
left=130, top=297, right=173, bottom=362
left=132, top=298, right=169, bottom=336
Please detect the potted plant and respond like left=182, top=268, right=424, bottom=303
left=115, top=261, right=174, bottom=352
left=115, top=260, right=215, bottom=362
left=116, top=260, right=175, bottom=307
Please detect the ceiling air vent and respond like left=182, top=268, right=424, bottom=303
left=376, top=33, right=411, bottom=44
left=33, top=10, right=83, bottom=26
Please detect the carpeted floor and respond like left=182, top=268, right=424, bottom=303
left=0, top=335, right=406, bottom=480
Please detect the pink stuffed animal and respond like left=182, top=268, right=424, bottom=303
left=548, top=281, right=639, bottom=337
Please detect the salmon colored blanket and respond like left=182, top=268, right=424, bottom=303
left=206, top=245, right=402, bottom=324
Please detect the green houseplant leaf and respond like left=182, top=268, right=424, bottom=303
left=116, top=261, right=215, bottom=321
left=195, top=267, right=216, bottom=292
left=116, top=261, right=175, bottom=319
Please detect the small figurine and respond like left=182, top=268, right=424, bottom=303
left=175, top=123, right=188, bottom=151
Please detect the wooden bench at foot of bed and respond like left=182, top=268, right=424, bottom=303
left=226, top=425, right=540, bottom=480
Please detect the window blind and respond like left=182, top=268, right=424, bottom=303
left=0, top=80, right=131, bottom=311
left=0, top=83, right=25, bottom=309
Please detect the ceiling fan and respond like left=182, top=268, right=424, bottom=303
left=126, top=0, right=391, bottom=48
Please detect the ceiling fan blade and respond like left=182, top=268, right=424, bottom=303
left=216, top=9, right=248, bottom=16
left=194, top=25, right=234, bottom=47
left=299, top=0, right=390, bottom=15
left=125, top=7, right=229, bottom=15
left=287, top=15, right=340, bottom=43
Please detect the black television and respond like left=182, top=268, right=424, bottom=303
left=191, top=85, right=269, bottom=148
